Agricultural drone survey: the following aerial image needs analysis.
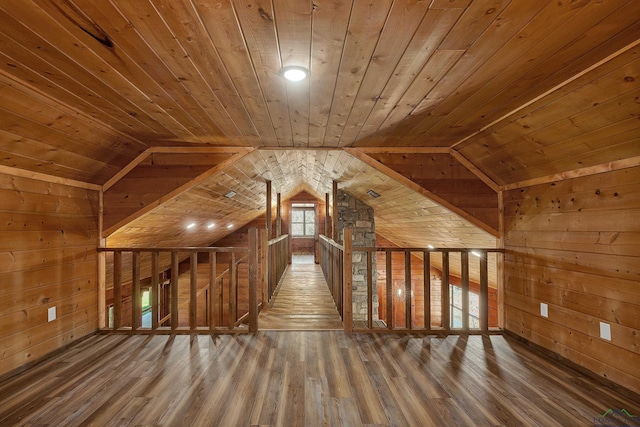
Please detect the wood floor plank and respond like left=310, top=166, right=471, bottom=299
left=258, top=259, right=343, bottom=331
left=1, top=332, right=639, bottom=426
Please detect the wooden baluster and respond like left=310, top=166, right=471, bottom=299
left=332, top=181, right=338, bottom=241
left=151, top=251, right=159, bottom=330
left=269, top=243, right=274, bottom=301
left=171, top=251, right=179, bottom=330
left=442, top=252, right=450, bottom=332
left=189, top=252, right=197, bottom=331
left=209, top=251, right=217, bottom=331
left=405, top=250, right=412, bottom=330
left=249, top=228, right=258, bottom=333
left=333, top=245, right=338, bottom=308
left=132, top=251, right=141, bottom=331
left=461, top=251, right=470, bottom=331
left=338, top=245, right=343, bottom=316
left=367, top=250, right=373, bottom=330
left=98, top=247, right=106, bottom=329
left=261, top=229, right=268, bottom=309
left=219, top=277, right=224, bottom=326
left=229, top=252, right=237, bottom=329
left=266, top=180, right=272, bottom=239
left=423, top=251, right=431, bottom=331
left=343, top=228, right=353, bottom=333
left=480, top=251, right=489, bottom=331
left=386, top=249, right=392, bottom=330
left=113, top=251, right=122, bottom=330
left=325, top=193, right=330, bottom=239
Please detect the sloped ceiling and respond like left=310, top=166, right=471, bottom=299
left=106, top=149, right=497, bottom=250
left=0, top=1, right=638, bottom=251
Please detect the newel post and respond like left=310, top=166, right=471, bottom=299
left=343, top=228, right=353, bottom=333
left=249, top=228, right=259, bottom=333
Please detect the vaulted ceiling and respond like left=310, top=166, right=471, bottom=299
left=0, top=0, right=638, bottom=252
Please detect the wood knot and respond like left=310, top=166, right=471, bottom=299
left=258, top=7, right=273, bottom=21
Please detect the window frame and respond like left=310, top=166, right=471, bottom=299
left=449, top=284, right=480, bottom=329
left=290, top=203, right=316, bottom=237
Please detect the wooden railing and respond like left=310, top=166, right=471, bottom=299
left=319, top=233, right=345, bottom=321
left=265, top=234, right=289, bottom=305
left=100, top=228, right=260, bottom=334
left=321, top=228, right=502, bottom=334
left=351, top=244, right=502, bottom=333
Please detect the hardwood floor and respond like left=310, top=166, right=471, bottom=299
left=1, top=331, right=638, bottom=426
left=258, top=257, right=343, bottom=330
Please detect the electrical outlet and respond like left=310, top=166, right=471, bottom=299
left=48, top=306, right=56, bottom=322
left=600, top=322, right=611, bottom=341
left=540, top=302, right=548, bottom=318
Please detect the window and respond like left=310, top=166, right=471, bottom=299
left=450, top=284, right=480, bottom=329
left=141, top=288, right=152, bottom=327
left=291, top=204, right=316, bottom=236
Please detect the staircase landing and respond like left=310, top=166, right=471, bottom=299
left=259, top=256, right=343, bottom=330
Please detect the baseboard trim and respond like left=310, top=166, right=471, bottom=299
left=503, top=329, right=640, bottom=402
left=0, top=329, right=99, bottom=384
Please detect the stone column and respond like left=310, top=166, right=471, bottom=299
left=336, top=190, right=378, bottom=321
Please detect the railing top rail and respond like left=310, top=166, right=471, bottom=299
left=319, top=234, right=344, bottom=251
left=353, top=247, right=505, bottom=253
left=99, top=247, right=250, bottom=253
left=268, top=234, right=289, bottom=245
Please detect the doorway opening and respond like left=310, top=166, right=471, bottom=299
left=290, top=202, right=317, bottom=263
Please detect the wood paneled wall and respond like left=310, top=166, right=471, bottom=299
left=0, top=173, right=99, bottom=378
left=367, top=153, right=499, bottom=231
left=504, top=166, right=640, bottom=394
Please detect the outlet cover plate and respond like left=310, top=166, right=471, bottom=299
left=48, top=306, right=56, bottom=322
left=600, top=322, right=611, bottom=341
left=540, top=302, right=548, bottom=318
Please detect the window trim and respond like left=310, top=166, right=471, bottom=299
left=291, top=204, right=316, bottom=237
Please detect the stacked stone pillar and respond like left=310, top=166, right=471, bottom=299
left=336, top=190, right=378, bottom=321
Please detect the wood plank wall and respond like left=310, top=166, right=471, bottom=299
left=103, top=153, right=235, bottom=231
left=504, top=166, right=640, bottom=395
left=366, top=153, right=498, bottom=231
left=0, top=173, right=99, bottom=378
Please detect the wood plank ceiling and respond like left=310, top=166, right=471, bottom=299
left=0, top=0, right=638, bottom=252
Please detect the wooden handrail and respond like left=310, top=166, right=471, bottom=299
left=319, top=234, right=344, bottom=250
left=353, top=246, right=504, bottom=253
left=268, top=234, right=288, bottom=245
left=99, top=247, right=249, bottom=253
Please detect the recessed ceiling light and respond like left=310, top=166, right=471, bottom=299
left=207, top=223, right=215, bottom=229
left=224, top=190, right=237, bottom=198
left=281, top=65, right=309, bottom=82
left=471, top=250, right=482, bottom=257
left=227, top=224, right=233, bottom=229
left=366, top=189, right=380, bottom=198
left=427, top=244, right=434, bottom=249
left=186, top=222, right=196, bottom=229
